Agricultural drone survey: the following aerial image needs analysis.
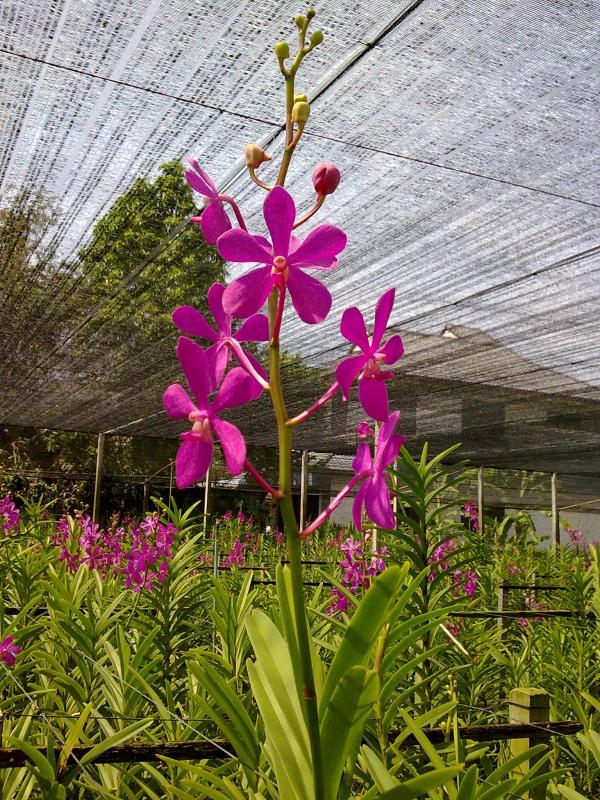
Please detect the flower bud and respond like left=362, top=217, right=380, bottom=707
left=294, top=93, right=308, bottom=103
left=244, top=143, right=272, bottom=169
left=306, top=7, right=316, bottom=20
left=295, top=14, right=306, bottom=27
left=274, top=41, right=290, bottom=59
left=291, top=99, right=310, bottom=123
left=312, top=162, right=340, bottom=196
left=310, top=30, right=323, bottom=48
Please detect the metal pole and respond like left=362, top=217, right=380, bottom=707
left=477, top=465, right=485, bottom=537
left=92, top=433, right=105, bottom=524
left=551, top=472, right=559, bottom=551
left=299, top=450, right=309, bottom=531
left=203, top=466, right=210, bottom=537
left=372, top=423, right=380, bottom=553
left=142, top=481, right=150, bottom=514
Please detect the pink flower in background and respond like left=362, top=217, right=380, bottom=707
left=336, top=289, right=404, bottom=421
left=163, top=337, right=259, bottom=488
left=0, top=635, right=20, bottom=667
left=172, top=282, right=268, bottom=390
left=185, top=159, right=232, bottom=244
left=462, top=500, right=480, bottom=531
left=351, top=411, right=404, bottom=530
left=329, top=533, right=387, bottom=614
left=0, top=495, right=20, bottom=534
left=218, top=186, right=347, bottom=324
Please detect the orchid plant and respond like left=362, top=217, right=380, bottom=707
left=162, top=10, right=418, bottom=799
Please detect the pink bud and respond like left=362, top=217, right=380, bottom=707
left=312, top=162, right=340, bottom=196
left=356, top=421, right=373, bottom=439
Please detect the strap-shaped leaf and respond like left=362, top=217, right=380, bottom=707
left=320, top=666, right=378, bottom=800
left=321, top=566, right=404, bottom=715
left=245, top=610, right=313, bottom=800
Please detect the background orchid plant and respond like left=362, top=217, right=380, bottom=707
left=161, top=9, right=419, bottom=799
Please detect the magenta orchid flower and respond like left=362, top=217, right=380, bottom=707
left=184, top=158, right=232, bottom=245
left=351, top=410, right=404, bottom=530
left=336, top=289, right=404, bottom=421
left=172, top=282, right=269, bottom=391
left=0, top=635, right=20, bottom=667
left=218, top=186, right=347, bottom=324
left=163, top=337, right=259, bottom=488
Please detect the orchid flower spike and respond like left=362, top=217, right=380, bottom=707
left=184, top=158, right=232, bottom=244
left=352, top=411, right=404, bottom=530
left=172, top=282, right=269, bottom=392
left=336, top=289, right=404, bottom=421
left=218, top=185, right=347, bottom=324
left=163, top=337, right=260, bottom=488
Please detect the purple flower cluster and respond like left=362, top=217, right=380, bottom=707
left=0, top=494, right=20, bottom=534
left=428, top=537, right=478, bottom=599
left=0, top=635, right=20, bottom=667
left=462, top=500, right=480, bottom=532
left=222, top=538, right=247, bottom=568
left=329, top=534, right=387, bottom=614
left=52, top=513, right=178, bottom=592
left=566, top=527, right=584, bottom=546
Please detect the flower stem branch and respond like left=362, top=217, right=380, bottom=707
left=293, top=193, right=325, bottom=229
left=247, top=167, right=272, bottom=191
left=244, top=459, right=282, bottom=498
left=218, top=194, right=247, bottom=230
left=300, top=473, right=364, bottom=539
left=271, top=287, right=286, bottom=343
left=287, top=381, right=339, bottom=427
left=226, top=339, right=271, bottom=391
left=267, top=289, right=324, bottom=800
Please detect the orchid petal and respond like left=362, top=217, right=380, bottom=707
left=286, top=266, right=332, bottom=324
left=212, top=367, right=260, bottom=413
left=207, top=282, right=231, bottom=334
left=365, top=478, right=395, bottom=529
left=335, top=354, right=366, bottom=400
left=176, top=337, right=210, bottom=408
left=163, top=384, right=196, bottom=420
left=201, top=200, right=231, bottom=245
left=352, top=441, right=373, bottom=475
left=244, top=350, right=268, bottom=399
left=288, top=224, right=347, bottom=267
left=175, top=437, right=213, bottom=488
left=235, top=313, right=269, bottom=342
left=263, top=186, right=295, bottom=257
left=380, top=334, right=404, bottom=364
left=172, top=306, right=217, bottom=340
left=372, top=288, right=395, bottom=349
left=359, top=377, right=389, bottom=421
left=205, top=342, right=229, bottom=390
left=222, top=266, right=273, bottom=319
left=375, top=411, right=404, bottom=471
left=212, top=417, right=246, bottom=475
left=340, top=306, right=370, bottom=351
left=217, top=228, right=272, bottom=264
left=352, top=481, right=368, bottom=531
left=184, top=163, right=218, bottom=198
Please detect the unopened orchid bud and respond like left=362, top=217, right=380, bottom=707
left=292, top=99, right=310, bottom=123
left=306, top=7, right=316, bottom=20
left=274, top=41, right=290, bottom=59
left=310, top=30, right=323, bottom=48
left=294, top=93, right=307, bottom=103
left=312, top=162, right=341, bottom=196
left=295, top=14, right=306, bottom=27
left=245, top=143, right=272, bottom=169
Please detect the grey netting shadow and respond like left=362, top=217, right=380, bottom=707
left=1, top=0, right=600, bottom=506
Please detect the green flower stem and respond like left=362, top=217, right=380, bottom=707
left=268, top=289, right=324, bottom=800
left=276, top=75, right=297, bottom=186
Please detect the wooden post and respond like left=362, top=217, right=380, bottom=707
left=299, top=450, right=309, bottom=531
left=203, top=467, right=210, bottom=537
left=142, top=481, right=150, bottom=514
left=508, top=687, right=550, bottom=800
left=92, top=433, right=105, bottom=524
left=497, top=584, right=506, bottom=633
left=477, top=465, right=485, bottom=537
left=551, top=473, right=560, bottom=551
